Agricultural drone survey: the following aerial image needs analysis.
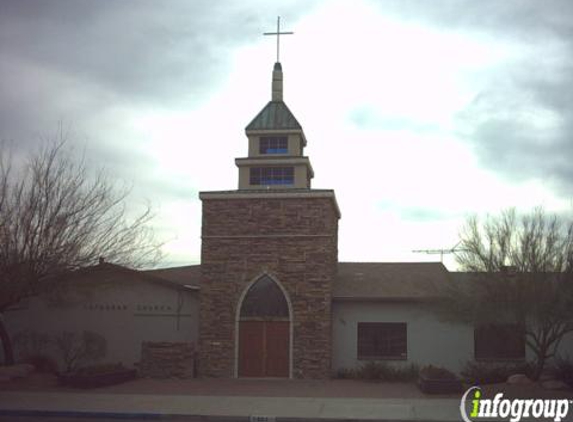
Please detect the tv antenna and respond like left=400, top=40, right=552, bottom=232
left=412, top=241, right=468, bottom=262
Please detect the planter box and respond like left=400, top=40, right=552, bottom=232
left=58, top=369, right=136, bottom=389
left=418, top=373, right=463, bottom=394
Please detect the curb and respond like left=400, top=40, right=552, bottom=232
left=0, top=410, right=261, bottom=421
left=0, top=410, right=168, bottom=419
left=0, top=409, right=419, bottom=421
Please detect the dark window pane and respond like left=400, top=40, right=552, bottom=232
left=284, top=167, right=294, bottom=184
left=249, top=168, right=261, bottom=185
left=259, top=138, right=269, bottom=154
left=240, top=276, right=289, bottom=318
left=250, top=167, right=294, bottom=186
left=475, top=324, right=525, bottom=359
left=357, top=323, right=407, bottom=359
left=260, top=136, right=288, bottom=154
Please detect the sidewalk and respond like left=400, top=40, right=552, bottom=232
left=0, top=391, right=462, bottom=421
left=2, top=376, right=572, bottom=421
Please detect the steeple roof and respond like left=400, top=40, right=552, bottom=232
left=245, top=100, right=302, bottom=131
left=245, top=62, right=303, bottom=132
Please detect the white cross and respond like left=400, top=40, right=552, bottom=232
left=263, top=16, right=294, bottom=63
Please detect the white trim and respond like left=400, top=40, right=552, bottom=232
left=199, top=190, right=341, bottom=218
left=235, top=157, right=311, bottom=165
left=199, top=190, right=335, bottom=200
left=235, top=157, right=314, bottom=178
left=202, top=234, right=334, bottom=239
left=244, top=129, right=307, bottom=147
left=245, top=129, right=303, bottom=135
left=234, top=272, right=294, bottom=379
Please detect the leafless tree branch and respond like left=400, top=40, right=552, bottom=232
left=443, top=207, right=573, bottom=379
left=0, top=135, right=163, bottom=363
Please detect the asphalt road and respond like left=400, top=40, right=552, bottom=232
left=0, top=417, right=248, bottom=422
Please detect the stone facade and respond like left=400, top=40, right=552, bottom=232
left=139, top=341, right=195, bottom=378
left=198, top=193, right=339, bottom=378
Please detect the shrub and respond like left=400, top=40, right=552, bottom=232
left=335, top=368, right=357, bottom=379
left=418, top=365, right=463, bottom=394
left=356, top=361, right=420, bottom=381
left=419, top=365, right=457, bottom=380
left=55, top=331, right=107, bottom=372
left=24, top=354, right=59, bottom=373
left=12, top=330, right=51, bottom=359
left=553, top=356, right=573, bottom=388
left=74, top=363, right=126, bottom=375
left=461, top=361, right=534, bottom=385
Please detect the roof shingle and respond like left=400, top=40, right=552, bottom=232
left=333, top=262, right=450, bottom=301
left=246, top=101, right=302, bottom=131
left=144, top=265, right=201, bottom=288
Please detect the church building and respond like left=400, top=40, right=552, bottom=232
left=199, top=60, right=340, bottom=378
left=5, top=46, right=573, bottom=381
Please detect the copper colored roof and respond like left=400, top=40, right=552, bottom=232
left=246, top=101, right=302, bottom=131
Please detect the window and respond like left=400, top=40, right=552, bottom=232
left=357, top=322, right=407, bottom=359
left=474, top=324, right=525, bottom=360
left=250, top=167, right=294, bottom=185
left=260, top=136, right=288, bottom=154
left=240, top=276, right=289, bottom=318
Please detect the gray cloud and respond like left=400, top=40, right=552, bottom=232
left=377, top=200, right=459, bottom=222
left=376, top=0, right=573, bottom=42
left=0, top=0, right=318, bottom=140
left=455, top=58, right=573, bottom=195
left=1, top=1, right=249, bottom=104
left=0, top=1, right=235, bottom=144
left=0, top=0, right=318, bottom=204
left=368, top=0, right=573, bottom=196
left=349, top=105, right=440, bottom=134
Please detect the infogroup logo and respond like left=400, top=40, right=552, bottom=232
left=460, top=386, right=571, bottom=422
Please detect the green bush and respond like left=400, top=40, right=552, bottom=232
left=74, top=363, right=126, bottom=375
left=335, top=368, right=357, bottom=379
left=554, top=356, right=573, bottom=388
left=461, top=361, right=533, bottom=385
left=356, top=361, right=420, bottom=381
left=419, top=365, right=457, bottom=380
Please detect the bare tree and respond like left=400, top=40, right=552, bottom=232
left=442, top=208, right=573, bottom=379
left=0, top=138, right=162, bottom=365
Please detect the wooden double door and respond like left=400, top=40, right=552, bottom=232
left=238, top=320, right=289, bottom=377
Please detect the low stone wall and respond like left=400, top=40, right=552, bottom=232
left=139, top=342, right=195, bottom=378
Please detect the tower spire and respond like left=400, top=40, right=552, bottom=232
left=271, top=62, right=283, bottom=101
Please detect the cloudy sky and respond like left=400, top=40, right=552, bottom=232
left=1, top=0, right=572, bottom=269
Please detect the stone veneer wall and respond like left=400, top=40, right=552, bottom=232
left=139, top=342, right=195, bottom=378
left=199, top=195, right=339, bottom=378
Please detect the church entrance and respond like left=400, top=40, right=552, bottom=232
left=237, top=276, right=290, bottom=377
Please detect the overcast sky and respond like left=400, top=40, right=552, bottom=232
left=1, top=0, right=572, bottom=269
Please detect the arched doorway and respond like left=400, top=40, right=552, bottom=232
left=237, top=275, right=291, bottom=377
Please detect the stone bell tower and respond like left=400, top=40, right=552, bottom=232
left=198, top=20, right=340, bottom=379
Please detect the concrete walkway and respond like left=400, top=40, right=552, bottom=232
left=0, top=391, right=462, bottom=421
